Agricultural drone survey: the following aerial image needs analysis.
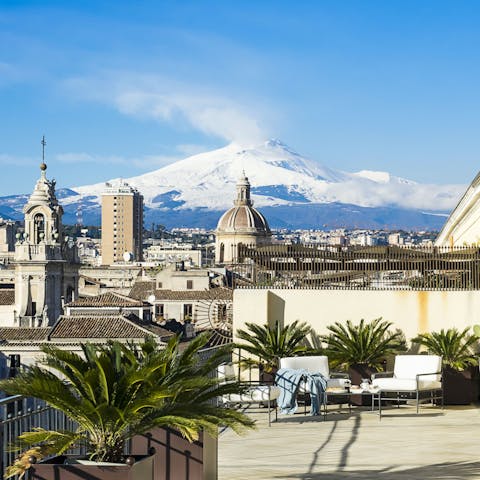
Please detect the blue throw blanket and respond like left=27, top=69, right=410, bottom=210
left=275, top=368, right=327, bottom=415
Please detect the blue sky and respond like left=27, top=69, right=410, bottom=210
left=1, top=1, right=480, bottom=194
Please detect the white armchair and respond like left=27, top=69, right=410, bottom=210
left=217, top=363, right=280, bottom=426
left=371, top=355, right=443, bottom=418
left=279, top=356, right=351, bottom=393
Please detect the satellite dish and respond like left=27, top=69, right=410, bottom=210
left=147, top=294, right=156, bottom=304
left=123, top=251, right=133, bottom=262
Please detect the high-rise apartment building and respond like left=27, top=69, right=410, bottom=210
left=101, top=181, right=143, bottom=265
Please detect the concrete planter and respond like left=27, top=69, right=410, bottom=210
left=28, top=454, right=154, bottom=480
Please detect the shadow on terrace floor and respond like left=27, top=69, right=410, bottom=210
left=272, top=461, right=480, bottom=480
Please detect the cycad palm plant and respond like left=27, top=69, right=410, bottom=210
left=412, top=328, right=479, bottom=370
left=0, top=334, right=254, bottom=478
left=235, top=320, right=313, bottom=372
left=322, top=318, right=407, bottom=369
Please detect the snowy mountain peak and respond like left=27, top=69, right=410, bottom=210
left=0, top=139, right=466, bottom=230
left=354, top=170, right=392, bottom=183
left=71, top=139, right=464, bottom=215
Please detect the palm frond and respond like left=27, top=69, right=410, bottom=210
left=322, top=318, right=407, bottom=369
left=235, top=320, right=314, bottom=370
left=0, top=334, right=254, bottom=466
left=412, top=328, right=479, bottom=370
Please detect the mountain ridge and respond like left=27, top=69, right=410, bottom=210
left=0, top=139, right=463, bottom=230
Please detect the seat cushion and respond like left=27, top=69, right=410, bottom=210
left=280, top=356, right=330, bottom=377
left=372, top=377, right=442, bottom=392
left=394, top=355, right=442, bottom=382
left=223, top=386, right=280, bottom=403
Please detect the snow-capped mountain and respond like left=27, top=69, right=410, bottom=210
left=0, top=140, right=465, bottom=230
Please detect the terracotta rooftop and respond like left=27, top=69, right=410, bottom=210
left=0, top=289, right=15, bottom=306
left=153, top=288, right=232, bottom=301
left=66, top=292, right=146, bottom=308
left=0, top=328, right=50, bottom=342
left=129, top=281, right=156, bottom=300
left=79, top=274, right=105, bottom=286
left=129, top=281, right=232, bottom=302
left=50, top=314, right=172, bottom=340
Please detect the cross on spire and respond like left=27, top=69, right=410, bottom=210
left=41, top=136, right=46, bottom=162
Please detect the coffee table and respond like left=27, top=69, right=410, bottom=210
left=323, top=388, right=378, bottom=417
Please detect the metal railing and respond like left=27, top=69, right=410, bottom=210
left=232, top=244, right=480, bottom=290
left=0, top=395, right=86, bottom=479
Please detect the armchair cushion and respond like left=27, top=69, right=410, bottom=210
left=371, top=355, right=442, bottom=392
left=223, top=385, right=280, bottom=404
left=373, top=377, right=442, bottom=392
left=393, top=355, right=442, bottom=382
left=280, top=356, right=350, bottom=393
left=280, top=356, right=329, bottom=377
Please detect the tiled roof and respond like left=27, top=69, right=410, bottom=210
left=0, top=289, right=15, bottom=305
left=0, top=328, right=50, bottom=342
left=66, top=292, right=145, bottom=308
left=129, top=281, right=232, bottom=302
left=129, top=281, right=155, bottom=300
left=153, top=288, right=232, bottom=301
left=79, top=275, right=105, bottom=286
left=49, top=314, right=172, bottom=340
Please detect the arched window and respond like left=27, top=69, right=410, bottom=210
left=219, top=243, right=225, bottom=263
left=34, top=214, right=45, bottom=244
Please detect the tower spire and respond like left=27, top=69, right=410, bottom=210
left=40, top=136, right=47, bottom=176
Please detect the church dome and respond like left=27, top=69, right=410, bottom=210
left=216, top=173, right=271, bottom=235
left=217, top=205, right=271, bottom=233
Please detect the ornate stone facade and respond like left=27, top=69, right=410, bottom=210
left=13, top=163, right=79, bottom=327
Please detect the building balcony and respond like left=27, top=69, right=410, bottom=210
left=14, top=242, right=78, bottom=263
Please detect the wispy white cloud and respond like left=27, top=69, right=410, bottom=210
left=55, top=152, right=127, bottom=165
left=0, top=153, right=36, bottom=166
left=63, top=72, right=270, bottom=144
left=55, top=152, right=181, bottom=170
left=176, top=143, right=212, bottom=156
left=139, top=154, right=182, bottom=169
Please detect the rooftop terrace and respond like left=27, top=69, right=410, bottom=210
left=219, top=405, right=480, bottom=479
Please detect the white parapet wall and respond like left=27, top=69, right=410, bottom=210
left=233, top=288, right=480, bottom=340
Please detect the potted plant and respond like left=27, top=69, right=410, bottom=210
left=0, top=334, right=254, bottom=479
left=235, top=320, right=314, bottom=384
left=322, top=318, right=407, bottom=405
left=412, top=327, right=479, bottom=405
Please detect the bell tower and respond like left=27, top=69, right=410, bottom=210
left=14, top=138, right=79, bottom=327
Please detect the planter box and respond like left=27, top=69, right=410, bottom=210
left=131, top=428, right=218, bottom=480
left=28, top=454, right=153, bottom=480
left=443, top=366, right=479, bottom=405
left=259, top=365, right=278, bottom=385
left=349, top=363, right=377, bottom=406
